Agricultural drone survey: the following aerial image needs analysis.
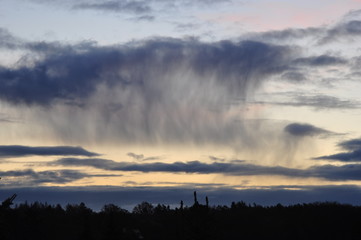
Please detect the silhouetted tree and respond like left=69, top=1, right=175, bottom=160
left=193, top=191, right=199, bottom=206
left=133, top=201, right=154, bottom=215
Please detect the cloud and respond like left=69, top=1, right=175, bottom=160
left=252, top=27, right=321, bottom=42
left=73, top=1, right=152, bottom=14
left=0, top=39, right=292, bottom=106
left=127, top=152, right=144, bottom=161
left=284, top=123, right=331, bottom=137
left=0, top=145, right=99, bottom=158
left=319, top=152, right=359, bottom=162
left=0, top=28, right=22, bottom=49
left=40, top=0, right=232, bottom=18
left=251, top=15, right=361, bottom=44
left=0, top=37, right=297, bottom=148
left=292, top=55, right=347, bottom=67
left=53, top=158, right=301, bottom=176
left=259, top=94, right=359, bottom=110
left=315, top=138, right=361, bottom=162
left=127, top=152, right=160, bottom=161
left=209, top=156, right=225, bottom=162
left=281, top=71, right=307, bottom=82
left=338, top=138, right=361, bottom=151
left=53, top=157, right=361, bottom=181
left=309, top=164, right=361, bottom=181
left=0, top=169, right=104, bottom=185
left=291, top=95, right=359, bottom=110
left=321, top=20, right=361, bottom=43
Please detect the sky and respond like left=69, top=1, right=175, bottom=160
left=1, top=0, right=361, bottom=210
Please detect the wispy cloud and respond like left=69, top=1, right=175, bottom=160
left=0, top=28, right=22, bottom=49
left=321, top=20, right=361, bottom=43
left=292, top=55, right=347, bottom=67
left=73, top=1, right=152, bottom=14
left=127, top=152, right=160, bottom=161
left=256, top=94, right=360, bottom=110
left=127, top=152, right=144, bottom=161
left=251, top=16, right=361, bottom=44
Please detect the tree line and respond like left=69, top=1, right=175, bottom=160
left=1, top=191, right=361, bottom=239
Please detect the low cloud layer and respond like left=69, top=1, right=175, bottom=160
left=0, top=145, right=99, bottom=158
left=53, top=157, right=361, bottom=181
left=0, top=169, right=101, bottom=185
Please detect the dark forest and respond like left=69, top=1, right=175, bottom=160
left=1, top=191, right=361, bottom=240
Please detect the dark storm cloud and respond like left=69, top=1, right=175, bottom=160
left=0, top=38, right=292, bottom=106
left=0, top=32, right=300, bottom=146
left=0, top=169, right=98, bottom=184
left=53, top=157, right=361, bottom=181
left=2, top=185, right=361, bottom=211
left=73, top=1, right=152, bottom=14
left=0, top=43, right=110, bottom=105
left=0, top=145, right=99, bottom=158
left=284, top=123, right=330, bottom=137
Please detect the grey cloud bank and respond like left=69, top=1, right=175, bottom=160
left=0, top=39, right=292, bottom=105
left=0, top=169, right=95, bottom=185
left=0, top=145, right=99, bottom=157
left=54, top=158, right=361, bottom=181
